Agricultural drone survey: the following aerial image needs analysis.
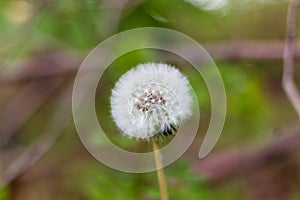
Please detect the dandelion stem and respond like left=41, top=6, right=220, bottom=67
left=152, top=138, right=169, bottom=200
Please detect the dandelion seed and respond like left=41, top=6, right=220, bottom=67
left=110, top=63, right=193, bottom=140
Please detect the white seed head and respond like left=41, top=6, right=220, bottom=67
left=110, top=63, right=193, bottom=139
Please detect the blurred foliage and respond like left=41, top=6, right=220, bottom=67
left=62, top=155, right=211, bottom=200
left=0, top=186, right=9, bottom=200
left=1, top=0, right=299, bottom=200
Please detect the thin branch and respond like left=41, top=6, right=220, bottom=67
left=282, top=0, right=300, bottom=119
left=176, top=41, right=300, bottom=61
left=1, top=41, right=300, bottom=85
left=100, top=0, right=130, bottom=36
left=193, top=128, right=300, bottom=183
left=193, top=129, right=300, bottom=200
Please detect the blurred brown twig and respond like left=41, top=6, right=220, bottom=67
left=1, top=41, right=300, bottom=85
left=0, top=51, right=75, bottom=187
left=1, top=90, right=71, bottom=186
left=282, top=0, right=300, bottom=119
left=194, top=129, right=300, bottom=200
left=0, top=51, right=78, bottom=147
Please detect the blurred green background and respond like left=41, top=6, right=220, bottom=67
left=1, top=0, right=300, bottom=200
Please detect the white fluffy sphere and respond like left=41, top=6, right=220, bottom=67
left=111, top=63, right=193, bottom=139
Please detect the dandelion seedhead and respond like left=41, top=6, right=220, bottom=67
left=111, top=63, right=193, bottom=140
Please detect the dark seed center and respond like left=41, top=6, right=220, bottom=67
left=136, top=91, right=166, bottom=112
